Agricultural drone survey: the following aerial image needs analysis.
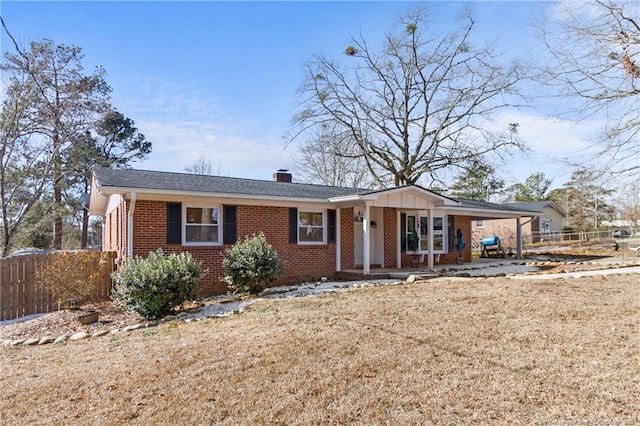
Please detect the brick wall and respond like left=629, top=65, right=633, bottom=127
left=448, top=215, right=472, bottom=263
left=383, top=208, right=397, bottom=268
left=125, top=201, right=338, bottom=295
left=472, top=218, right=529, bottom=251
left=104, top=200, right=475, bottom=295
left=340, top=207, right=355, bottom=270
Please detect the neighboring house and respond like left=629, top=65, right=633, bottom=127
left=89, top=168, right=538, bottom=295
left=472, top=201, right=567, bottom=250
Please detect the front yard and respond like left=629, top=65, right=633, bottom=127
left=1, top=274, right=638, bottom=424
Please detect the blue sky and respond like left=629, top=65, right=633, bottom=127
left=1, top=1, right=594, bottom=189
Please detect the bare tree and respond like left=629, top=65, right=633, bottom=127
left=616, top=182, right=640, bottom=234
left=548, top=169, right=613, bottom=232
left=293, top=123, right=382, bottom=188
left=542, top=0, right=640, bottom=176
left=185, top=156, right=222, bottom=175
left=2, top=36, right=111, bottom=250
left=0, top=67, right=56, bottom=255
left=290, top=8, right=527, bottom=187
left=1, top=19, right=150, bottom=252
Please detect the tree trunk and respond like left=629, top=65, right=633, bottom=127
left=52, top=122, right=63, bottom=250
left=53, top=213, right=62, bottom=249
left=53, top=155, right=63, bottom=249
left=81, top=208, right=89, bottom=249
left=52, top=82, right=63, bottom=250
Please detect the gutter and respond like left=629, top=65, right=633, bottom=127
left=128, top=192, right=136, bottom=258
left=437, top=206, right=540, bottom=218
left=95, top=186, right=332, bottom=204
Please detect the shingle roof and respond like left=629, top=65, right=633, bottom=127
left=504, top=201, right=567, bottom=217
left=93, top=167, right=367, bottom=200
left=93, top=168, right=541, bottom=217
left=454, top=198, right=538, bottom=213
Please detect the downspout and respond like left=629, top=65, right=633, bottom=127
left=335, top=209, right=341, bottom=272
left=127, top=192, right=136, bottom=258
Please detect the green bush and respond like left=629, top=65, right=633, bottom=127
left=111, top=249, right=206, bottom=319
left=222, top=233, right=284, bottom=295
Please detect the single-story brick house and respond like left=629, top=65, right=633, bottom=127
left=472, top=201, right=567, bottom=250
left=89, top=168, right=539, bottom=295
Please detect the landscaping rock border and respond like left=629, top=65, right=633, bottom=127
left=0, top=278, right=407, bottom=348
left=2, top=260, right=639, bottom=349
left=1, top=317, right=174, bottom=348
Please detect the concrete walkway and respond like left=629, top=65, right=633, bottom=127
left=508, top=265, right=640, bottom=280
left=345, top=255, right=640, bottom=281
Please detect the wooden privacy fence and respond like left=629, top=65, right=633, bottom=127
left=0, top=251, right=118, bottom=321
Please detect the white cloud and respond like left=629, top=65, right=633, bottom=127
left=115, top=76, right=615, bottom=187
left=114, top=77, right=298, bottom=180
left=492, top=111, right=600, bottom=155
left=548, top=0, right=601, bottom=21
left=137, top=118, right=295, bottom=179
left=549, top=0, right=640, bottom=22
left=479, top=111, right=607, bottom=186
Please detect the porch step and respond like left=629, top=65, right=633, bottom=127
left=337, top=270, right=440, bottom=282
left=388, top=272, right=440, bottom=281
left=336, top=271, right=392, bottom=281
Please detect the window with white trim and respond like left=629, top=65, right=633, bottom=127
left=432, top=216, right=445, bottom=251
left=298, top=211, right=325, bottom=244
left=406, top=215, right=418, bottom=251
left=184, top=205, right=221, bottom=245
left=541, top=219, right=550, bottom=233
left=476, top=220, right=484, bottom=228
left=404, top=214, right=446, bottom=253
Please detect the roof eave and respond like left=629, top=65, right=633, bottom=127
left=549, top=201, right=568, bottom=217
left=329, top=185, right=460, bottom=205
left=89, top=175, right=108, bottom=216
left=328, top=194, right=364, bottom=203
left=437, top=205, right=540, bottom=219
left=91, top=185, right=334, bottom=204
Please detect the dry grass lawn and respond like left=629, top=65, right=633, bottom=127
left=1, top=274, right=638, bottom=425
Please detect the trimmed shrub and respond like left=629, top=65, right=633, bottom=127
left=222, top=233, right=284, bottom=295
left=111, top=249, right=206, bottom=319
left=40, top=251, right=112, bottom=306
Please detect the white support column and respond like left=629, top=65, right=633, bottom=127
left=363, top=203, right=371, bottom=275
left=516, top=217, right=522, bottom=259
left=336, top=208, right=341, bottom=272
left=427, top=209, right=434, bottom=270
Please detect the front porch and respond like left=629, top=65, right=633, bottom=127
left=330, top=186, right=539, bottom=277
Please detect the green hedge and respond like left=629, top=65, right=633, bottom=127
left=222, top=233, right=284, bottom=295
left=112, top=249, right=206, bottom=319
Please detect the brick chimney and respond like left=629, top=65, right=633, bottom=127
left=273, top=169, right=292, bottom=183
